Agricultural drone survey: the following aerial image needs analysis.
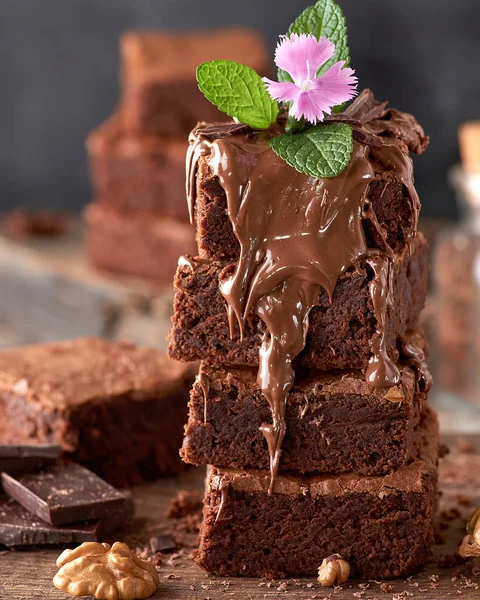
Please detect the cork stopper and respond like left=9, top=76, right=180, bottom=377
left=459, top=122, right=480, bottom=175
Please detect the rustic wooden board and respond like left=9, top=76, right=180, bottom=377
left=0, top=224, right=174, bottom=349
left=1, top=435, right=480, bottom=600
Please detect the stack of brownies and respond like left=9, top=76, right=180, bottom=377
left=169, top=90, right=440, bottom=580
left=85, top=28, right=269, bottom=285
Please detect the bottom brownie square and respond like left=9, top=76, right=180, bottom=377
left=0, top=338, right=196, bottom=487
left=196, top=408, right=438, bottom=579
left=85, top=203, right=196, bottom=286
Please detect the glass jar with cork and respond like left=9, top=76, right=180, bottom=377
left=434, top=122, right=480, bottom=413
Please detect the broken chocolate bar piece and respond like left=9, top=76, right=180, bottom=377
left=1, top=463, right=126, bottom=526
left=0, top=496, right=125, bottom=547
left=0, top=496, right=99, bottom=546
left=0, top=444, right=61, bottom=475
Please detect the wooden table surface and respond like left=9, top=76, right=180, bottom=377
left=1, top=435, right=480, bottom=600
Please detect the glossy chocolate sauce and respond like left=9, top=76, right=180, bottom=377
left=400, top=336, right=433, bottom=394
left=198, top=371, right=211, bottom=423
left=186, top=90, right=424, bottom=491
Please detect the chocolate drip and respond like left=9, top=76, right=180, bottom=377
left=198, top=371, right=211, bottom=423
left=178, top=255, right=215, bottom=273
left=215, top=485, right=228, bottom=523
left=366, top=256, right=400, bottom=387
left=186, top=94, right=422, bottom=490
left=400, top=337, right=433, bottom=393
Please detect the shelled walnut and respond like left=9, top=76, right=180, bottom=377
left=459, top=507, right=480, bottom=558
left=317, top=554, right=351, bottom=587
left=53, top=541, right=159, bottom=600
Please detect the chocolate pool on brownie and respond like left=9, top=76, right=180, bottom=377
left=188, top=100, right=428, bottom=263
left=196, top=408, right=439, bottom=580
left=182, top=342, right=430, bottom=475
left=0, top=338, right=196, bottom=487
left=169, top=233, right=428, bottom=371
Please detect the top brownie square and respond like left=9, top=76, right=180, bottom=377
left=120, top=28, right=270, bottom=137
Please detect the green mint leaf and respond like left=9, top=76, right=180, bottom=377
left=269, top=122, right=353, bottom=178
left=278, top=0, right=350, bottom=82
left=197, top=60, right=278, bottom=129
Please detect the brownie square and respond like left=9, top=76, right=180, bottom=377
left=182, top=358, right=427, bottom=476
left=87, top=115, right=188, bottom=220
left=168, top=233, right=428, bottom=371
left=190, top=129, right=426, bottom=263
left=120, top=28, right=270, bottom=136
left=196, top=408, right=438, bottom=579
left=85, top=203, right=196, bottom=286
left=0, top=338, right=196, bottom=487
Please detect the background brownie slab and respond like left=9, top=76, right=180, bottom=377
left=0, top=338, right=196, bottom=487
left=196, top=408, right=438, bottom=579
left=182, top=361, right=426, bottom=476
left=169, top=234, right=428, bottom=370
left=192, top=148, right=421, bottom=263
left=85, top=204, right=196, bottom=286
left=87, top=115, right=188, bottom=220
left=120, top=29, right=270, bottom=137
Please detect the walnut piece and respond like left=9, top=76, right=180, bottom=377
left=383, top=386, right=404, bottom=402
left=53, top=541, right=159, bottom=600
left=459, top=507, right=480, bottom=557
left=317, top=554, right=350, bottom=587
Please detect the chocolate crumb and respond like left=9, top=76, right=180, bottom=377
left=437, top=555, right=459, bottom=569
left=4, top=208, right=70, bottom=237
left=149, top=533, right=177, bottom=553
left=439, top=443, right=450, bottom=458
left=380, top=583, right=393, bottom=593
left=166, top=490, right=203, bottom=519
left=455, top=439, right=474, bottom=454
left=456, top=494, right=472, bottom=507
left=434, top=531, right=447, bottom=545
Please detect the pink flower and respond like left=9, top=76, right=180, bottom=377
left=263, top=34, right=358, bottom=124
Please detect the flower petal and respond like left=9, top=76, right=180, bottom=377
left=263, top=78, right=301, bottom=103
left=290, top=89, right=334, bottom=124
left=274, top=33, right=335, bottom=85
left=313, top=61, right=358, bottom=106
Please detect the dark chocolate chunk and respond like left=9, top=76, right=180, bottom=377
left=0, top=444, right=61, bottom=475
left=338, top=88, right=388, bottom=124
left=0, top=496, right=100, bottom=547
left=196, top=123, right=253, bottom=140
left=149, top=534, right=177, bottom=553
left=1, top=463, right=126, bottom=526
left=352, top=128, right=383, bottom=147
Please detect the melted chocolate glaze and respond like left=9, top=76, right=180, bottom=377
left=185, top=90, right=427, bottom=490
left=198, top=371, right=211, bottom=424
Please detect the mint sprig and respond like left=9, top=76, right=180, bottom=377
left=269, top=122, right=353, bottom=178
left=197, top=60, right=278, bottom=130
left=278, top=0, right=350, bottom=83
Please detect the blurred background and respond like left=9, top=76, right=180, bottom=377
left=1, top=0, right=480, bottom=430
left=1, top=0, right=479, bottom=219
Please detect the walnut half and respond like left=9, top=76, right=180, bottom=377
left=459, top=507, right=480, bottom=558
left=53, top=541, right=159, bottom=600
left=317, top=554, right=351, bottom=587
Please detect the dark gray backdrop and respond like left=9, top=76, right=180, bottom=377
left=1, top=0, right=479, bottom=218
